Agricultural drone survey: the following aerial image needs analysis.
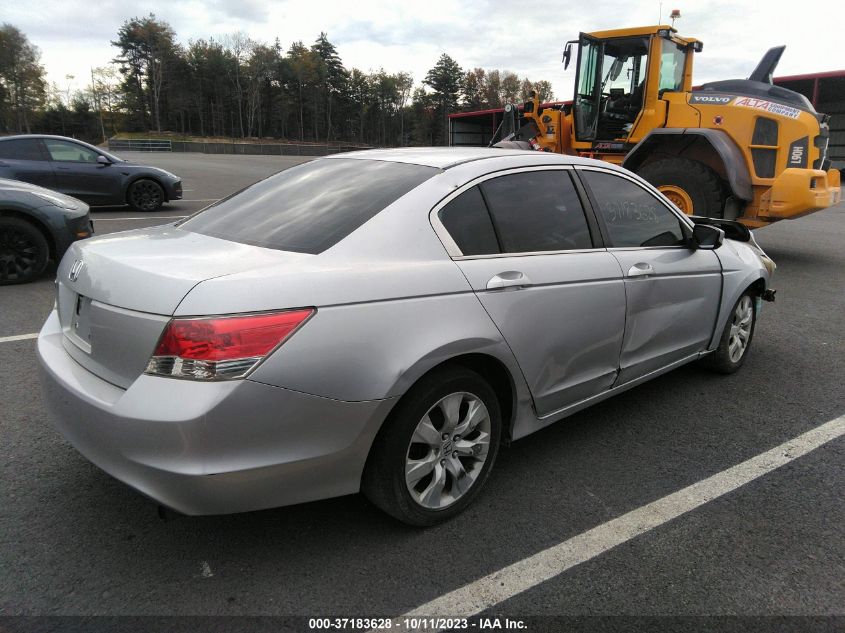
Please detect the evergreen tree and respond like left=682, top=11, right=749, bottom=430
left=111, top=14, right=178, bottom=132
left=311, top=33, right=348, bottom=141
left=0, top=24, right=47, bottom=133
left=2, top=21, right=558, bottom=147
left=287, top=41, right=317, bottom=140
left=423, top=53, right=463, bottom=145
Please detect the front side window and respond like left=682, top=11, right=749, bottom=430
left=0, top=139, right=45, bottom=161
left=181, top=158, right=438, bottom=254
left=581, top=170, right=687, bottom=248
left=44, top=139, right=99, bottom=163
left=480, top=171, right=593, bottom=253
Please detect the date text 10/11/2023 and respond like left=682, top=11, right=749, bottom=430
left=307, top=617, right=528, bottom=630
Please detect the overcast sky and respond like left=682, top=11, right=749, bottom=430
left=5, top=0, right=845, bottom=102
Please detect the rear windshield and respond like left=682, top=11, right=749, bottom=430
left=179, top=158, right=438, bottom=254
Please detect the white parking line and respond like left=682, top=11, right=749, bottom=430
left=92, top=216, right=188, bottom=221
left=0, top=333, right=38, bottom=344
left=398, top=414, right=845, bottom=619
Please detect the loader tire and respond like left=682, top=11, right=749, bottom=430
left=638, top=158, right=726, bottom=218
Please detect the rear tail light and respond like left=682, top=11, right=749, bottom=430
left=145, top=309, right=314, bottom=381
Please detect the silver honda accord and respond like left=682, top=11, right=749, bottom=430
left=37, top=148, right=775, bottom=526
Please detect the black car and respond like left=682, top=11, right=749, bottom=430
left=0, top=178, right=93, bottom=284
left=0, top=135, right=182, bottom=212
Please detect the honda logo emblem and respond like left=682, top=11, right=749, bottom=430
left=68, top=259, right=84, bottom=282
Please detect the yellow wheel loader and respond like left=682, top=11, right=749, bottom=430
left=498, top=25, right=841, bottom=226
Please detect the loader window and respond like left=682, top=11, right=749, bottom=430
left=574, top=35, right=649, bottom=142
left=602, top=48, right=646, bottom=96
left=659, top=39, right=686, bottom=93
left=575, top=36, right=601, bottom=141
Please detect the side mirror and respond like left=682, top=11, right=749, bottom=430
left=563, top=43, right=573, bottom=70
left=691, top=223, right=724, bottom=250
left=96, top=155, right=111, bottom=166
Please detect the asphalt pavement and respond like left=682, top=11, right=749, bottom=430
left=0, top=152, right=842, bottom=631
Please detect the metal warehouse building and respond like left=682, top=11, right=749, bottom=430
left=774, top=70, right=845, bottom=169
left=448, top=70, right=845, bottom=171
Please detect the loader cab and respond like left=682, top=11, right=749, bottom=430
left=572, top=26, right=697, bottom=144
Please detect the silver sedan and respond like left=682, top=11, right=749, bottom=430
left=37, top=148, right=775, bottom=526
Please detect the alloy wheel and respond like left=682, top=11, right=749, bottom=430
left=129, top=181, right=162, bottom=211
left=404, top=392, right=491, bottom=510
left=728, top=295, right=753, bottom=363
left=0, top=226, right=39, bottom=282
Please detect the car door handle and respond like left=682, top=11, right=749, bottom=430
left=55, top=166, right=71, bottom=171
left=487, top=271, right=532, bottom=290
left=627, top=263, right=655, bottom=278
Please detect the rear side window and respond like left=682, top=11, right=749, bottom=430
left=438, top=187, right=500, bottom=256
left=180, top=159, right=438, bottom=254
left=581, top=170, right=687, bottom=247
left=0, top=139, right=45, bottom=161
left=480, top=171, right=593, bottom=253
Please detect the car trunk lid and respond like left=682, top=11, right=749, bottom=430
left=55, top=225, right=310, bottom=388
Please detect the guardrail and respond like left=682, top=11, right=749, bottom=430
left=108, top=138, right=372, bottom=156
left=169, top=141, right=371, bottom=156
left=107, top=139, right=172, bottom=152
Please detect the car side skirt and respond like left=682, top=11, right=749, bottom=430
left=512, top=351, right=705, bottom=440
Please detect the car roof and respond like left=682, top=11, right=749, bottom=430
left=326, top=147, right=620, bottom=170
left=0, top=134, right=91, bottom=142
left=0, top=134, right=127, bottom=162
left=0, top=134, right=107, bottom=152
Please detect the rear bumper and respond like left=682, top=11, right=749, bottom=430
left=758, top=167, right=841, bottom=220
left=36, top=310, right=395, bottom=515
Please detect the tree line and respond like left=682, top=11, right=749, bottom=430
left=0, top=16, right=555, bottom=146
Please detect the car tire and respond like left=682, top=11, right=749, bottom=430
left=638, top=157, right=726, bottom=217
left=703, top=291, right=757, bottom=374
left=127, top=179, right=165, bottom=212
left=362, top=366, right=502, bottom=526
left=0, top=217, right=50, bottom=285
